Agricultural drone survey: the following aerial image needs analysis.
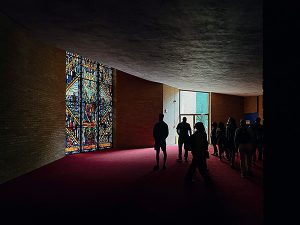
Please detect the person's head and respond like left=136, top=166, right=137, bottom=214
left=159, top=113, right=164, bottom=121
left=218, top=122, right=225, bottom=129
left=182, top=117, right=187, bottom=123
left=228, top=117, right=236, bottom=127
left=194, top=122, right=205, bottom=133
left=212, top=122, right=217, bottom=128
left=240, top=119, right=246, bottom=127
left=232, top=118, right=236, bottom=126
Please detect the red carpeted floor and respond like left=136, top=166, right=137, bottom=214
left=0, top=146, right=263, bottom=225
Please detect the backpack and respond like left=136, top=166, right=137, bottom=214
left=238, top=127, right=251, bottom=144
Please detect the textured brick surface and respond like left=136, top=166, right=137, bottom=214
left=244, top=95, right=263, bottom=119
left=244, top=96, right=258, bottom=113
left=114, top=70, right=163, bottom=149
left=211, top=93, right=244, bottom=124
left=0, top=15, right=65, bottom=183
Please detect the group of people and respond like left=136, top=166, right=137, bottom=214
left=152, top=113, right=264, bottom=182
left=153, top=114, right=210, bottom=183
left=211, top=117, right=264, bottom=177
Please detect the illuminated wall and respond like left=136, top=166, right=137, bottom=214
left=65, top=52, right=113, bottom=154
left=0, top=14, right=65, bottom=183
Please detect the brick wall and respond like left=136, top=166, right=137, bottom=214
left=210, top=93, right=244, bottom=124
left=244, top=96, right=258, bottom=113
left=113, top=70, right=163, bottom=149
left=244, top=95, right=263, bottom=119
left=0, top=15, right=65, bottom=183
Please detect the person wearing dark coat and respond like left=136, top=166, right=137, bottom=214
left=153, top=113, right=169, bottom=170
left=216, top=122, right=226, bottom=160
left=226, top=117, right=237, bottom=167
left=185, top=122, right=210, bottom=184
left=210, top=122, right=218, bottom=156
left=235, top=119, right=254, bottom=178
left=176, top=117, right=192, bottom=161
left=252, top=117, right=264, bottom=161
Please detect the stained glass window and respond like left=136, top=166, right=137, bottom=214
left=65, top=52, right=113, bottom=154
left=99, top=68, right=113, bottom=149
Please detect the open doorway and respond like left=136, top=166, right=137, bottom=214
left=179, top=90, right=209, bottom=138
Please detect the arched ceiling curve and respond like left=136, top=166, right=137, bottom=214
left=1, top=0, right=262, bottom=96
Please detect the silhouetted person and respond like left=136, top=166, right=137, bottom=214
left=176, top=117, right=192, bottom=161
left=252, top=117, right=264, bottom=161
left=235, top=119, right=254, bottom=178
left=185, top=122, right=210, bottom=184
left=153, top=113, right=169, bottom=170
left=226, top=117, right=237, bottom=168
left=216, top=122, right=226, bottom=160
left=210, top=122, right=218, bottom=156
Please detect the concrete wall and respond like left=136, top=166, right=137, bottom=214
left=113, top=70, right=163, bottom=149
left=0, top=15, right=66, bottom=183
left=163, top=85, right=179, bottom=145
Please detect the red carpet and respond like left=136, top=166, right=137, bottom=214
left=0, top=146, right=263, bottom=225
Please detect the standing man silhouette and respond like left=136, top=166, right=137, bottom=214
left=176, top=117, right=192, bottom=162
left=153, top=113, right=169, bottom=170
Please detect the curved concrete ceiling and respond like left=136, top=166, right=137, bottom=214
left=1, top=0, right=262, bottom=96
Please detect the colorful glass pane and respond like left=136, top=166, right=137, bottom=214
left=65, top=131, right=80, bottom=153
left=99, top=83, right=113, bottom=149
left=66, top=79, right=80, bottom=102
left=82, top=58, right=97, bottom=81
left=99, top=65, right=113, bottom=85
left=82, top=102, right=97, bottom=125
left=65, top=105, right=80, bottom=153
left=66, top=52, right=81, bottom=80
left=66, top=101, right=79, bottom=126
left=65, top=52, right=113, bottom=154
left=82, top=127, right=97, bottom=151
left=82, top=79, right=97, bottom=103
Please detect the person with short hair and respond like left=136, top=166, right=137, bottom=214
left=216, top=122, right=226, bottom=160
left=210, top=122, right=218, bottom=156
left=176, top=117, right=192, bottom=161
left=153, top=113, right=169, bottom=170
left=252, top=117, right=264, bottom=161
